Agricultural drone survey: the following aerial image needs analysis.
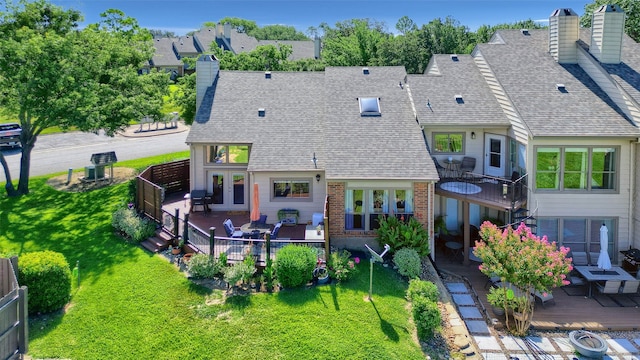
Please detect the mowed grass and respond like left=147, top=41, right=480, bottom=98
left=0, top=153, right=424, bottom=360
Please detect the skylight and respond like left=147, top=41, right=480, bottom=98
left=358, top=97, right=381, bottom=116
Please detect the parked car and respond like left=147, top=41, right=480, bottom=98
left=0, top=123, right=21, bottom=148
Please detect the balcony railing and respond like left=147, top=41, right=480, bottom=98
left=435, top=172, right=529, bottom=212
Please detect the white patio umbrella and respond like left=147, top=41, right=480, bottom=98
left=597, top=224, right=612, bottom=272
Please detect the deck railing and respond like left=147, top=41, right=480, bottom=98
left=184, top=222, right=325, bottom=265
left=437, top=172, right=529, bottom=212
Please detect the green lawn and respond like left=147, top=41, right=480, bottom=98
left=0, top=153, right=424, bottom=360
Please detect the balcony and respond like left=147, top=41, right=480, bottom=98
left=435, top=172, right=528, bottom=212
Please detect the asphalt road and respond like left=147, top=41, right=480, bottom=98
left=0, top=128, right=189, bottom=179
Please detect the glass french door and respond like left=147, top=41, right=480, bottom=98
left=208, top=171, right=247, bottom=211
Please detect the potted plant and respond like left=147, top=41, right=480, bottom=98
left=171, top=239, right=184, bottom=255
left=486, top=286, right=506, bottom=316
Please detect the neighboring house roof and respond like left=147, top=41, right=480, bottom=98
left=150, top=37, right=182, bottom=67
left=187, top=67, right=438, bottom=181
left=259, top=40, right=316, bottom=60
left=190, top=27, right=316, bottom=60
left=173, top=36, right=199, bottom=55
left=475, top=29, right=640, bottom=137
left=408, top=54, right=511, bottom=127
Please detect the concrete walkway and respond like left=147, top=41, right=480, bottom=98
left=445, top=280, right=640, bottom=359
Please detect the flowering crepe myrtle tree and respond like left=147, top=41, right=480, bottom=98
left=473, top=221, right=572, bottom=336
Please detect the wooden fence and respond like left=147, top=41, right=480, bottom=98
left=137, top=160, right=189, bottom=220
left=0, top=257, right=28, bottom=359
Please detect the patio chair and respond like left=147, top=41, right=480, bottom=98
left=595, top=280, right=622, bottom=295
left=533, top=290, right=555, bottom=308
left=190, top=190, right=207, bottom=212
left=589, top=252, right=600, bottom=266
left=223, top=219, right=244, bottom=238
left=570, top=252, right=588, bottom=266
left=619, top=280, right=640, bottom=295
left=432, top=157, right=446, bottom=178
left=459, top=156, right=476, bottom=179
left=269, top=222, right=282, bottom=240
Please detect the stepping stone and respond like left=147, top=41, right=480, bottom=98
left=474, top=335, right=502, bottom=350
left=458, top=306, right=482, bottom=319
left=446, top=282, right=468, bottom=293
left=607, top=338, right=639, bottom=354
left=501, top=336, right=526, bottom=351
left=451, top=293, right=475, bottom=306
left=465, top=320, right=490, bottom=334
left=480, top=352, right=509, bottom=360
left=524, top=336, right=555, bottom=353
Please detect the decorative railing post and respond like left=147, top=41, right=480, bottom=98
left=265, top=232, right=271, bottom=263
left=173, top=208, right=180, bottom=240
left=183, top=213, right=190, bottom=243
left=209, top=227, right=216, bottom=257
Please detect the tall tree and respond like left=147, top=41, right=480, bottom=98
left=0, top=1, right=169, bottom=196
left=581, top=0, right=640, bottom=42
left=249, top=24, right=309, bottom=40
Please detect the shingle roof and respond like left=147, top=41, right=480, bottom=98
left=187, top=67, right=438, bottom=180
left=408, top=54, right=510, bottom=127
left=173, top=36, right=199, bottom=55
left=477, top=29, right=640, bottom=137
left=150, top=38, right=182, bottom=67
left=259, top=40, right=316, bottom=60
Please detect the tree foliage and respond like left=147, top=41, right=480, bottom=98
left=0, top=0, right=169, bottom=196
left=473, top=222, right=572, bottom=336
left=581, top=0, right=640, bottom=42
left=249, top=24, right=309, bottom=40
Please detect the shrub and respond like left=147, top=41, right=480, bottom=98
left=263, top=258, right=276, bottom=291
left=327, top=249, right=358, bottom=282
left=223, top=262, right=256, bottom=287
left=187, top=254, right=223, bottom=279
left=275, top=245, right=316, bottom=288
left=412, top=295, right=441, bottom=340
left=111, top=207, right=156, bottom=242
left=18, top=251, right=71, bottom=314
left=406, top=279, right=439, bottom=302
left=393, top=248, right=422, bottom=279
left=376, top=216, right=430, bottom=257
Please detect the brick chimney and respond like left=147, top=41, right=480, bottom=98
left=549, top=8, right=579, bottom=64
left=590, top=4, right=625, bottom=64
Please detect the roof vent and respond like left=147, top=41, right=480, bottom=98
left=362, top=67, right=369, bottom=75
left=258, top=108, right=265, bottom=117
left=556, top=84, right=567, bottom=93
left=450, top=54, right=459, bottom=61
left=521, top=29, right=530, bottom=36
left=265, top=71, right=271, bottom=79
left=455, top=95, right=464, bottom=104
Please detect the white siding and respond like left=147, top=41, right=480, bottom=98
left=253, top=171, right=326, bottom=225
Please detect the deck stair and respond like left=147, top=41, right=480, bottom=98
left=512, top=208, right=537, bottom=234
left=140, top=229, right=174, bottom=253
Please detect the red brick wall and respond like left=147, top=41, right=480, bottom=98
left=326, top=181, right=434, bottom=247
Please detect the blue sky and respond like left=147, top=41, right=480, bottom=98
left=48, top=0, right=592, bottom=35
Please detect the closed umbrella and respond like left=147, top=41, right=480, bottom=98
left=597, top=224, right=611, bottom=272
left=250, top=183, right=260, bottom=227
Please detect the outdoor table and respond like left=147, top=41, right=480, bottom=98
left=573, top=265, right=635, bottom=298
left=305, top=224, right=324, bottom=241
left=443, top=159, right=461, bottom=178
left=240, top=223, right=271, bottom=238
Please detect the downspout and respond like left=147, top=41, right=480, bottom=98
left=629, top=140, right=637, bottom=252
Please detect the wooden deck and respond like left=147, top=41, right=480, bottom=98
left=436, top=247, right=640, bottom=331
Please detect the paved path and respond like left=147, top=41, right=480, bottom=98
left=445, top=280, right=640, bottom=359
